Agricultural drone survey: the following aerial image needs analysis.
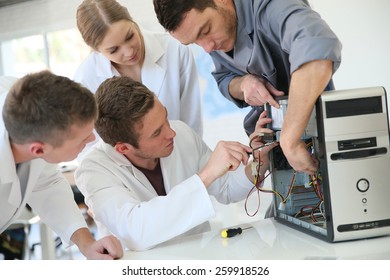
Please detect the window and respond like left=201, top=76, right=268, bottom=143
left=47, top=29, right=91, bottom=78
left=1, top=28, right=90, bottom=79
left=1, top=34, right=47, bottom=77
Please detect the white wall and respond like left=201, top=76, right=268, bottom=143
left=310, top=0, right=390, bottom=96
left=134, top=0, right=390, bottom=106
left=1, top=0, right=389, bottom=93
left=0, top=0, right=162, bottom=41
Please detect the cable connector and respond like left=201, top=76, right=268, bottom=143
left=258, top=132, right=276, bottom=143
left=278, top=202, right=286, bottom=211
left=251, top=161, right=259, bottom=176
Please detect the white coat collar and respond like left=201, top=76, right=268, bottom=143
left=140, top=29, right=166, bottom=96
left=97, top=139, right=131, bottom=166
left=98, top=140, right=153, bottom=172
left=0, top=128, right=15, bottom=183
left=94, top=52, right=119, bottom=78
left=97, top=139, right=161, bottom=194
left=0, top=129, right=43, bottom=208
left=0, top=130, right=22, bottom=207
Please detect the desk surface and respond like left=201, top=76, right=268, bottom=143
left=123, top=218, right=390, bottom=260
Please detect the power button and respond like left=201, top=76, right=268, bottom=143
left=356, top=178, right=369, bottom=192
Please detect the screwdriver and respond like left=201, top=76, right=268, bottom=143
left=221, top=226, right=252, bottom=238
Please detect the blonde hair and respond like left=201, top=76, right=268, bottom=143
left=76, top=0, right=136, bottom=50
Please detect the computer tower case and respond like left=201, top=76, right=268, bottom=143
left=267, top=87, right=390, bottom=242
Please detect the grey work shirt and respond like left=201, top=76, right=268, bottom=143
left=210, top=0, right=342, bottom=135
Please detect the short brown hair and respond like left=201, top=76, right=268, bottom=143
left=153, top=0, right=216, bottom=32
left=3, top=70, right=97, bottom=147
left=76, top=0, right=137, bottom=50
left=95, top=76, right=155, bottom=148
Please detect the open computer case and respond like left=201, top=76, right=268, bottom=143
left=267, top=87, right=390, bottom=242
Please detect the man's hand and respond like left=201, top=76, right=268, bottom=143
left=250, top=111, right=274, bottom=140
left=83, top=235, right=124, bottom=260
left=240, top=74, right=284, bottom=108
left=247, top=111, right=278, bottom=178
left=71, top=228, right=123, bottom=260
left=280, top=139, right=318, bottom=175
left=197, top=141, right=252, bottom=187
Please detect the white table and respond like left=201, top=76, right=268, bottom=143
left=123, top=218, right=390, bottom=260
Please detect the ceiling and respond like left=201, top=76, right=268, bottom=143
left=0, top=0, right=33, bottom=8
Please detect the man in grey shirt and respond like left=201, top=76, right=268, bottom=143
left=153, top=0, right=342, bottom=175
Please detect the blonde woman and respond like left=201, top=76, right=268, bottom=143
left=74, top=0, right=203, bottom=137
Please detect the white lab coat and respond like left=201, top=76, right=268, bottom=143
left=0, top=94, right=87, bottom=246
left=73, top=29, right=203, bottom=137
left=75, top=121, right=253, bottom=251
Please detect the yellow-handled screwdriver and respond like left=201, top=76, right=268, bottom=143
left=221, top=227, right=252, bottom=238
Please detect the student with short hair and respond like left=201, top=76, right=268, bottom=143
left=75, top=76, right=277, bottom=251
left=0, top=71, right=123, bottom=259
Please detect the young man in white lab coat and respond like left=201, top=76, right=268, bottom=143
left=0, top=71, right=123, bottom=259
left=75, top=76, right=277, bottom=251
